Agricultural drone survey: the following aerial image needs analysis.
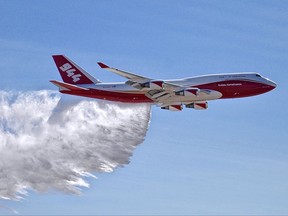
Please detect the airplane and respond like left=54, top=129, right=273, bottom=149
left=50, top=55, right=277, bottom=111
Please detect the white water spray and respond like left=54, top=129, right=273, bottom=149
left=0, top=90, right=151, bottom=200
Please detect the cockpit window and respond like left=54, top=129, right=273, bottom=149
left=256, top=74, right=261, bottom=77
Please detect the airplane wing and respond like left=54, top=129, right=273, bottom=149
left=97, top=62, right=184, bottom=102
left=97, top=62, right=221, bottom=107
left=97, top=63, right=182, bottom=88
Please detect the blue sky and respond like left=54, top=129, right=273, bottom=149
left=0, top=0, right=288, bottom=215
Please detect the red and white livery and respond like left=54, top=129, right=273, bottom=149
left=51, top=55, right=276, bottom=111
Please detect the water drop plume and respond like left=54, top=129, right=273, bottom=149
left=0, top=90, right=151, bottom=200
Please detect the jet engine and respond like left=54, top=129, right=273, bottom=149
left=186, top=102, right=208, bottom=110
left=161, top=104, right=183, bottom=111
left=175, top=88, right=199, bottom=97
left=140, top=80, right=164, bottom=90
left=126, top=80, right=164, bottom=90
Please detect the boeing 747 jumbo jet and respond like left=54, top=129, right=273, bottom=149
left=50, top=55, right=276, bottom=111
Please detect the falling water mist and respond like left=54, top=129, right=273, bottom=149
left=0, top=90, right=151, bottom=200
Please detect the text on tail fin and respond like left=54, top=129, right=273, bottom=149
left=52, top=55, right=100, bottom=85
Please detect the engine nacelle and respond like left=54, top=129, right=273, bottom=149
left=186, top=102, right=208, bottom=110
left=161, top=104, right=183, bottom=111
left=141, top=80, right=163, bottom=90
left=175, top=88, right=199, bottom=97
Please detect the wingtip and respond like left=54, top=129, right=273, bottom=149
left=97, top=62, right=109, bottom=69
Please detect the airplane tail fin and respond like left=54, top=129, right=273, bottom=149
left=52, top=55, right=100, bottom=85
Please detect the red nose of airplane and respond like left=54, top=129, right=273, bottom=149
left=262, top=79, right=277, bottom=93
left=267, top=80, right=277, bottom=89
left=270, top=81, right=277, bottom=89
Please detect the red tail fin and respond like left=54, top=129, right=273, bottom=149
left=52, top=55, right=100, bottom=84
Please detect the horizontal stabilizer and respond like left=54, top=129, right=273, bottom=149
left=50, top=80, right=89, bottom=91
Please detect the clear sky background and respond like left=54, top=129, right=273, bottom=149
left=0, top=0, right=288, bottom=215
